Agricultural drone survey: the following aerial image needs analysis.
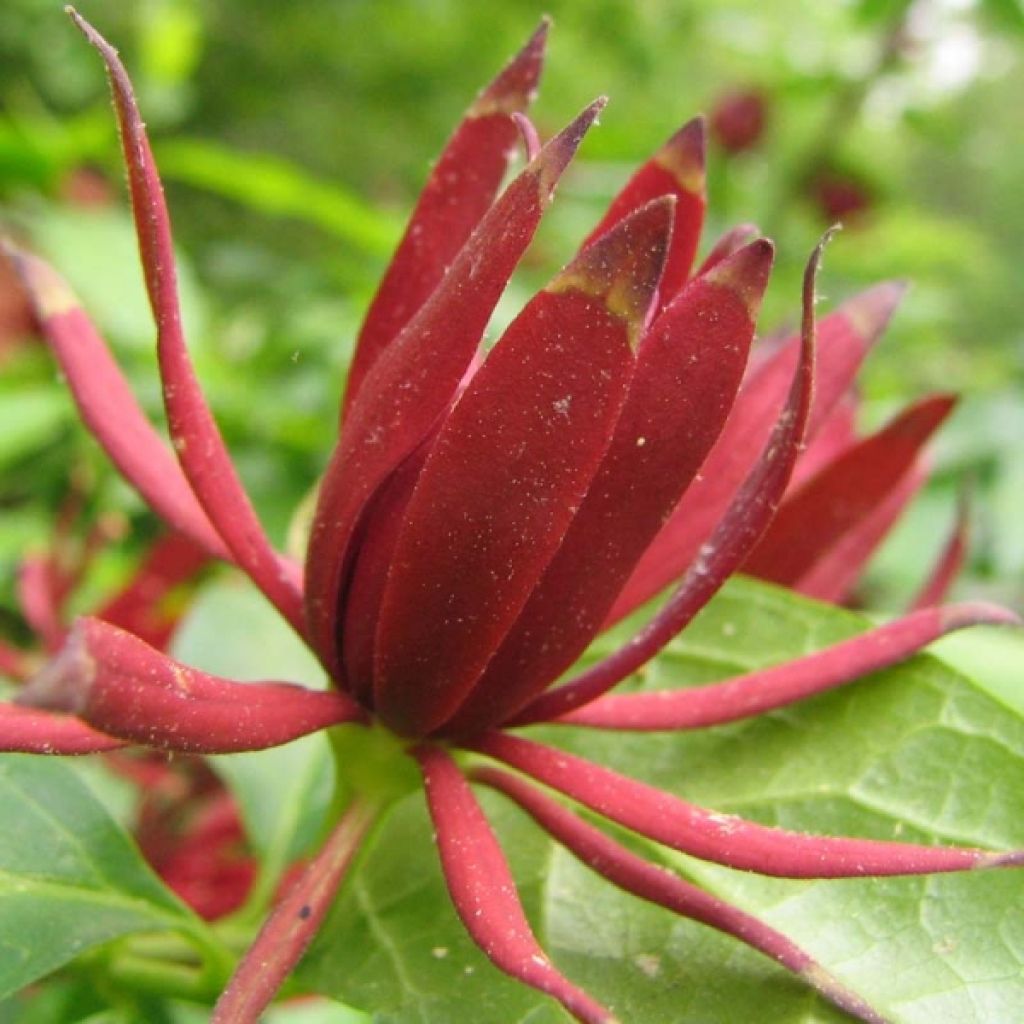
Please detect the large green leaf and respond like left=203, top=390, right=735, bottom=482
left=296, top=577, right=1024, bottom=1023
left=0, top=754, right=198, bottom=999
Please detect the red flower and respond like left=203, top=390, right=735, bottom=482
left=709, top=88, right=768, bottom=154
left=1, top=11, right=1019, bottom=1024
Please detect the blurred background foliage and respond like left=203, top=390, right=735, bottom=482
left=0, top=0, right=1022, bottom=643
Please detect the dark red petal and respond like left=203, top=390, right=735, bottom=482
left=555, top=603, right=1019, bottom=730
left=304, top=100, right=606, bottom=680
left=476, top=767, right=888, bottom=1024
left=375, top=199, right=672, bottom=736
left=2, top=245, right=228, bottom=559
left=910, top=492, right=969, bottom=611
left=473, top=733, right=1024, bottom=877
left=16, top=618, right=361, bottom=753
left=787, top=390, right=857, bottom=490
left=17, top=556, right=64, bottom=652
left=342, top=20, right=549, bottom=420
left=96, top=533, right=209, bottom=650
left=444, top=239, right=772, bottom=737
left=796, top=467, right=925, bottom=603
left=608, top=280, right=905, bottom=623
left=514, top=235, right=824, bottom=726
left=0, top=704, right=124, bottom=754
left=212, top=798, right=376, bottom=1024
left=745, top=394, right=954, bottom=585
left=68, top=10, right=306, bottom=637
left=416, top=745, right=617, bottom=1024
left=581, top=117, right=706, bottom=307
left=697, top=223, right=761, bottom=273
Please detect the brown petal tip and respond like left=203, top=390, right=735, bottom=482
left=841, top=280, right=908, bottom=341
left=0, top=240, right=78, bottom=319
left=534, top=97, right=608, bottom=198
left=799, top=964, right=890, bottom=1024
left=15, top=622, right=94, bottom=714
left=473, top=17, right=551, bottom=116
left=655, top=115, right=707, bottom=195
left=551, top=196, right=674, bottom=345
left=701, top=237, right=774, bottom=318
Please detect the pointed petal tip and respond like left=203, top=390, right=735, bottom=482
left=799, top=964, right=889, bottom=1024
left=942, top=601, right=1022, bottom=632
left=534, top=97, right=607, bottom=195
left=475, top=17, right=552, bottom=115
left=553, top=196, right=674, bottom=341
left=841, top=279, right=908, bottom=341
left=656, top=115, right=707, bottom=195
left=0, top=243, right=77, bottom=319
left=702, top=236, right=774, bottom=317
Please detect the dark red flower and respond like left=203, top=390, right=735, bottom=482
left=709, top=88, right=768, bottom=154
left=1, top=11, right=1019, bottom=1024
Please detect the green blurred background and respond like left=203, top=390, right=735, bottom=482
left=1, top=0, right=1022, bottom=639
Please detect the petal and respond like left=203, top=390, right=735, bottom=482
left=416, top=745, right=617, bottom=1024
left=69, top=10, right=305, bottom=637
left=745, top=394, right=954, bottom=586
left=581, top=117, right=706, bottom=307
left=555, top=603, right=1019, bottom=730
left=909, top=492, right=969, bottom=610
left=212, top=798, right=376, bottom=1024
left=304, top=100, right=606, bottom=680
left=374, top=198, right=672, bottom=736
left=17, top=555, right=64, bottom=652
left=476, top=767, right=887, bottom=1024
left=444, top=239, right=772, bottom=737
left=16, top=618, right=361, bottom=753
left=342, top=20, right=549, bottom=419
left=697, top=223, right=761, bottom=273
left=787, top=390, right=857, bottom=490
left=473, top=733, right=1024, bottom=877
left=608, top=280, right=905, bottom=623
left=1, top=244, right=228, bottom=559
left=514, top=234, right=825, bottom=726
left=0, top=704, right=124, bottom=754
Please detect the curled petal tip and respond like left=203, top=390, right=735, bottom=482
left=941, top=601, right=1022, bottom=631
left=842, top=280, right=908, bottom=340
left=656, top=115, right=707, bottom=195
left=701, top=236, right=774, bottom=317
left=534, top=97, right=607, bottom=197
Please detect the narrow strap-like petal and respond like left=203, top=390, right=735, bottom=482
left=0, top=704, right=125, bottom=754
left=514, top=235, right=825, bottom=726
left=744, top=394, right=954, bottom=585
left=17, top=556, right=64, bottom=652
left=16, top=618, right=361, bottom=753
left=787, top=390, right=857, bottom=490
left=608, top=280, right=905, bottom=623
left=69, top=10, right=305, bottom=637
left=375, top=199, right=671, bottom=736
left=580, top=117, right=706, bottom=307
left=443, top=240, right=772, bottom=738
left=476, top=767, right=888, bottom=1024
left=910, top=492, right=968, bottom=611
left=212, top=797, right=377, bottom=1024
left=304, top=101, right=606, bottom=680
left=342, top=20, right=549, bottom=420
left=95, top=533, right=209, bottom=650
left=416, top=745, right=617, bottom=1024
left=473, top=733, right=1024, bottom=877
left=554, top=603, right=1019, bottom=730
left=2, top=245, right=229, bottom=559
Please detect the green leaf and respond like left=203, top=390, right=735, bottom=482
left=0, top=754, right=197, bottom=999
left=0, top=388, right=71, bottom=467
left=171, top=578, right=334, bottom=873
left=298, top=577, right=1024, bottom=1023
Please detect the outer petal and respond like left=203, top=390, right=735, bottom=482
left=744, top=394, right=954, bottom=585
left=580, top=117, right=706, bottom=307
left=910, top=493, right=969, bottom=610
left=443, top=239, right=772, bottom=738
left=303, top=101, right=605, bottom=680
left=474, top=733, right=1024, bottom=877
left=416, top=746, right=616, bottom=1024
left=16, top=618, right=361, bottom=753
left=0, top=705, right=124, bottom=754
left=342, top=20, right=549, bottom=419
left=555, top=603, right=1019, bottom=730
left=608, top=281, right=905, bottom=623
left=69, top=10, right=305, bottom=637
left=374, top=199, right=672, bottom=736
